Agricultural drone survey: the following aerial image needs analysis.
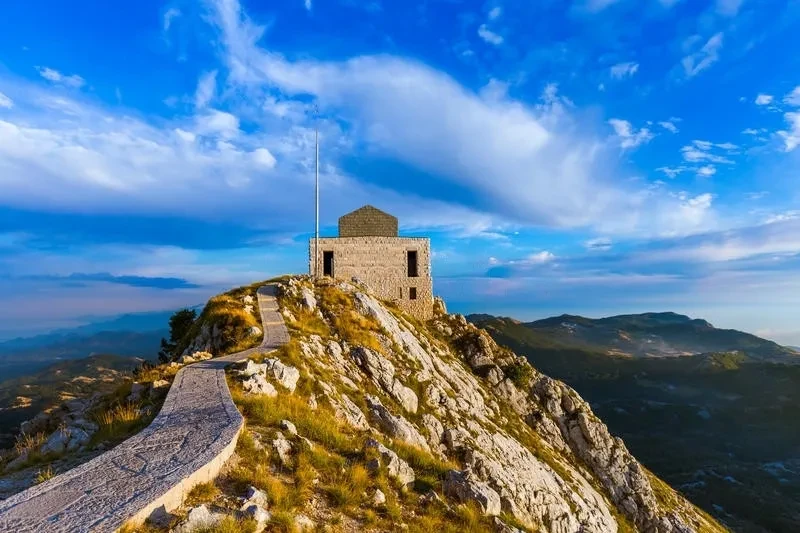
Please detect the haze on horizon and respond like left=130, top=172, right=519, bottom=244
left=1, top=0, right=799, bottom=344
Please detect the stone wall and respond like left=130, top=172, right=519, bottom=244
left=338, top=206, right=398, bottom=237
left=309, top=237, right=433, bottom=319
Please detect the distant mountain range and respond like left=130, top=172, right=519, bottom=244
left=0, top=311, right=171, bottom=383
left=469, top=311, right=800, bottom=533
left=469, top=311, right=799, bottom=363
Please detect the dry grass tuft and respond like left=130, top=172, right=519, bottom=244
left=185, top=481, right=220, bottom=506
left=34, top=465, right=54, bottom=484
left=325, top=463, right=371, bottom=508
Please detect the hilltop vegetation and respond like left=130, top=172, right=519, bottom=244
left=471, top=314, right=800, bottom=533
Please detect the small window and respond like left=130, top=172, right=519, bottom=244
left=407, top=250, right=419, bottom=278
left=323, top=251, right=334, bottom=277
left=409, top=287, right=417, bottom=300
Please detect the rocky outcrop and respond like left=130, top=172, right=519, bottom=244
left=442, top=469, right=502, bottom=516
left=365, top=438, right=415, bottom=485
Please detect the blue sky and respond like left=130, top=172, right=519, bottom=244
left=1, top=0, right=800, bottom=344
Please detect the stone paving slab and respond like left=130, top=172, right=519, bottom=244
left=0, top=284, right=288, bottom=532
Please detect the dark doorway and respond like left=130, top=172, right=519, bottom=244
left=407, top=250, right=418, bottom=278
left=410, top=287, right=417, bottom=300
left=323, top=251, right=334, bottom=277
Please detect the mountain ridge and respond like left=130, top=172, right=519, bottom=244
left=469, top=311, right=797, bottom=363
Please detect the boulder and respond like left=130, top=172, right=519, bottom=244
left=243, top=295, right=255, bottom=304
left=262, top=359, right=300, bottom=392
left=242, top=503, right=270, bottom=532
left=330, top=394, right=370, bottom=431
left=365, top=395, right=430, bottom=451
left=365, top=438, right=415, bottom=486
left=280, top=420, right=298, bottom=436
left=248, top=326, right=262, bottom=337
left=242, top=374, right=277, bottom=397
left=192, top=351, right=213, bottom=361
left=442, top=469, right=501, bottom=516
left=300, top=287, right=317, bottom=311
left=294, top=514, right=315, bottom=531
left=244, top=305, right=254, bottom=314
left=174, top=505, right=222, bottom=533
left=373, top=489, right=387, bottom=506
left=351, top=347, right=418, bottom=413
left=272, top=433, right=293, bottom=466
left=40, top=428, right=70, bottom=455
left=242, top=485, right=269, bottom=508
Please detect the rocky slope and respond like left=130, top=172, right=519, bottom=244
left=158, top=277, right=724, bottom=533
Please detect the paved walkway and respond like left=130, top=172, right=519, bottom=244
left=0, top=285, right=289, bottom=532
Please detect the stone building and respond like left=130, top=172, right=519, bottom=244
left=309, top=205, right=433, bottom=319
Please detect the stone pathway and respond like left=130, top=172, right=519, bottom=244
left=0, top=284, right=289, bottom=532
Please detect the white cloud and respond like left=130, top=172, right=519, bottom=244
left=784, top=86, right=800, bottom=107
left=251, top=147, right=277, bottom=168
left=304, top=0, right=312, bottom=10
left=0, top=92, right=13, bottom=109
left=610, top=62, right=639, bottom=79
left=742, top=127, right=766, bottom=135
left=680, top=140, right=735, bottom=164
left=656, top=166, right=687, bottom=178
left=205, top=0, right=722, bottom=237
left=716, top=0, right=743, bottom=16
left=755, top=93, right=773, bottom=105
left=608, top=118, right=654, bottom=149
left=163, top=7, right=181, bottom=31
left=778, top=112, right=800, bottom=152
left=696, top=165, right=716, bottom=177
left=195, top=109, right=240, bottom=138
left=36, top=67, right=85, bottom=88
left=526, top=251, right=556, bottom=264
left=488, top=7, right=502, bottom=20
left=477, top=24, right=503, bottom=46
left=195, top=70, right=218, bottom=108
left=681, top=32, right=723, bottom=78
left=658, top=120, right=679, bottom=133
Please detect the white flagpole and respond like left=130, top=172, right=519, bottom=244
left=314, top=114, right=319, bottom=279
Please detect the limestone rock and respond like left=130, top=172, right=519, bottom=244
left=294, top=514, right=315, bottom=531
left=247, top=326, right=262, bottom=337
left=365, top=395, right=430, bottom=451
left=174, top=504, right=222, bottom=533
left=242, top=485, right=269, bottom=508
left=300, top=287, right=317, bottom=311
left=272, top=433, right=293, bottom=466
left=243, top=295, right=255, bottom=304
left=262, top=359, right=300, bottom=392
left=241, top=374, right=277, bottom=396
left=280, top=420, right=298, bottom=436
left=330, top=394, right=370, bottom=431
left=373, top=489, right=387, bottom=506
left=242, top=503, right=270, bottom=532
left=351, top=347, right=418, bottom=413
left=442, top=469, right=501, bottom=516
left=244, top=305, right=254, bottom=314
left=365, top=438, right=415, bottom=486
